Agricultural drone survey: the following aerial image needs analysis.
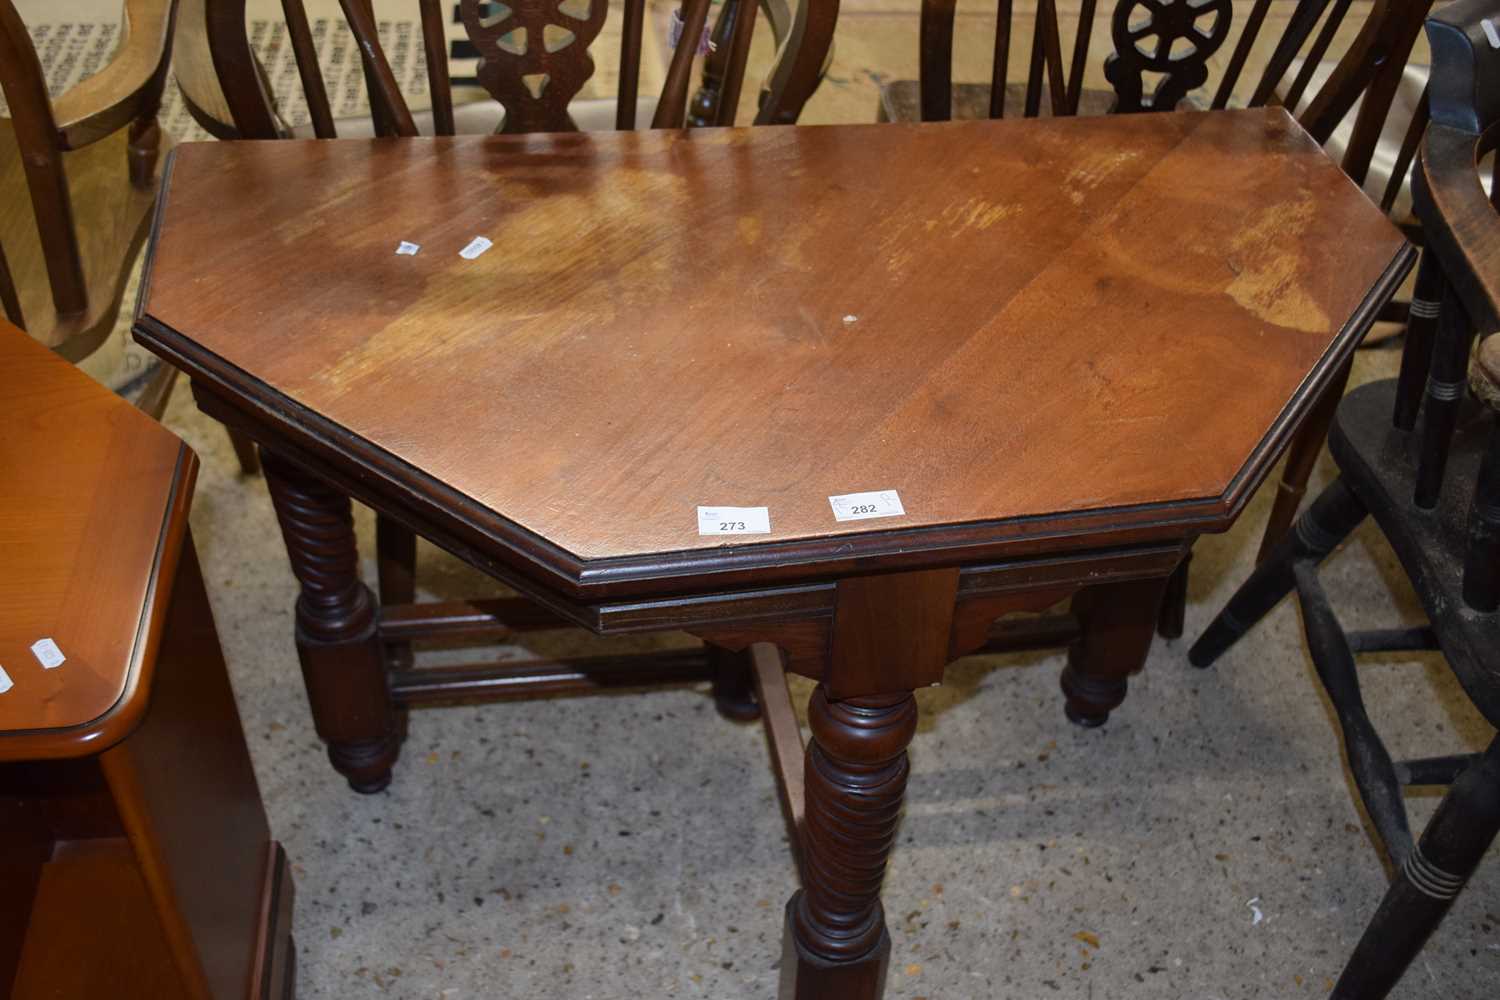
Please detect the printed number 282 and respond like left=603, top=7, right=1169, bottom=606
left=850, top=504, right=878, bottom=515
left=720, top=521, right=747, bottom=531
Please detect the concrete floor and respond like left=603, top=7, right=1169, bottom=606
left=24, top=0, right=1497, bottom=995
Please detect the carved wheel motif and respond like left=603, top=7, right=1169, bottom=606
left=460, top=0, right=608, bottom=133
left=1105, top=0, right=1231, bottom=113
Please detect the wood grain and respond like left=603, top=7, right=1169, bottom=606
left=139, top=109, right=1408, bottom=596
left=0, top=321, right=195, bottom=757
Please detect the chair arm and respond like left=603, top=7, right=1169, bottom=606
left=1417, top=123, right=1500, bottom=334
left=50, top=0, right=176, bottom=149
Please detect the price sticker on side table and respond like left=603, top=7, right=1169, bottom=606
left=30, top=638, right=65, bottom=669
left=697, top=506, right=771, bottom=536
left=828, top=490, right=906, bottom=522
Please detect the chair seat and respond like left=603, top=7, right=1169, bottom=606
left=0, top=119, right=166, bottom=362
left=288, top=94, right=660, bottom=139
left=877, top=80, right=1119, bottom=122
left=1329, top=378, right=1500, bottom=727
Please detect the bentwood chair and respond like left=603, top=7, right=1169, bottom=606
left=0, top=0, right=259, bottom=471
left=168, top=0, right=836, bottom=783
left=1190, top=1, right=1500, bottom=991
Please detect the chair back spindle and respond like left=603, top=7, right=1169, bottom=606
left=193, top=0, right=827, bottom=139
left=919, top=0, right=1084, bottom=120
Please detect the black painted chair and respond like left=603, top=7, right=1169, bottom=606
left=1189, top=0, right=1500, bottom=995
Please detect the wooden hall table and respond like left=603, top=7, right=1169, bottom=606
left=135, top=109, right=1412, bottom=998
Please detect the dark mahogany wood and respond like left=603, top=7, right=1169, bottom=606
left=0, top=321, right=293, bottom=999
left=784, top=685, right=915, bottom=998
left=261, top=449, right=399, bottom=793
left=1061, top=575, right=1172, bottom=726
left=134, top=110, right=1411, bottom=999
left=884, top=0, right=1436, bottom=625
left=1243, top=0, right=1436, bottom=556
left=138, top=112, right=1411, bottom=598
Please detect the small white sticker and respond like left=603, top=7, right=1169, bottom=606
left=459, top=236, right=493, bottom=260
left=31, top=638, right=64, bottom=669
left=1484, top=18, right=1500, bottom=49
left=395, top=241, right=420, bottom=255
left=828, top=490, right=906, bottom=522
left=0, top=665, right=11, bottom=694
left=697, top=506, right=771, bottom=536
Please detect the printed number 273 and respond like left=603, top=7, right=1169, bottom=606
left=720, top=521, right=746, bottom=531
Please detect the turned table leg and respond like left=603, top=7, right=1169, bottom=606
left=781, top=687, right=916, bottom=999
left=1061, top=575, right=1171, bottom=727
left=262, top=449, right=400, bottom=792
left=777, top=568, right=955, bottom=999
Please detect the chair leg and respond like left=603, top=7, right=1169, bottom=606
left=1292, top=561, right=1412, bottom=866
left=710, top=643, right=761, bottom=721
left=1189, top=476, right=1367, bottom=668
left=376, top=514, right=418, bottom=670
left=1392, top=248, right=1444, bottom=431
left=1331, top=737, right=1500, bottom=1000
left=1255, top=359, right=1354, bottom=565
left=1156, top=550, right=1191, bottom=639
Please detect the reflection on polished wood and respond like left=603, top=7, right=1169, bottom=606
left=141, top=110, right=1407, bottom=592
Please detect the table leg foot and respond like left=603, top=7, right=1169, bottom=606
left=264, top=449, right=401, bottom=792
left=1060, top=667, right=1124, bottom=728
left=1061, top=576, right=1170, bottom=728
left=780, top=685, right=914, bottom=1000
left=778, top=895, right=891, bottom=1000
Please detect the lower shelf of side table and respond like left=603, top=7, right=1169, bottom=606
left=3, top=831, right=294, bottom=1000
left=11, top=838, right=193, bottom=999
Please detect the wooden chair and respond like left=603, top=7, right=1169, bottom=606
left=1190, top=2, right=1500, bottom=991
left=0, top=0, right=170, bottom=363
left=880, top=0, right=1429, bottom=130
left=0, top=0, right=259, bottom=472
left=176, top=0, right=837, bottom=754
left=686, top=0, right=836, bottom=126
left=174, top=0, right=826, bottom=139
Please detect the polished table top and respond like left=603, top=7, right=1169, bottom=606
left=136, top=109, right=1411, bottom=599
left=0, top=321, right=195, bottom=758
